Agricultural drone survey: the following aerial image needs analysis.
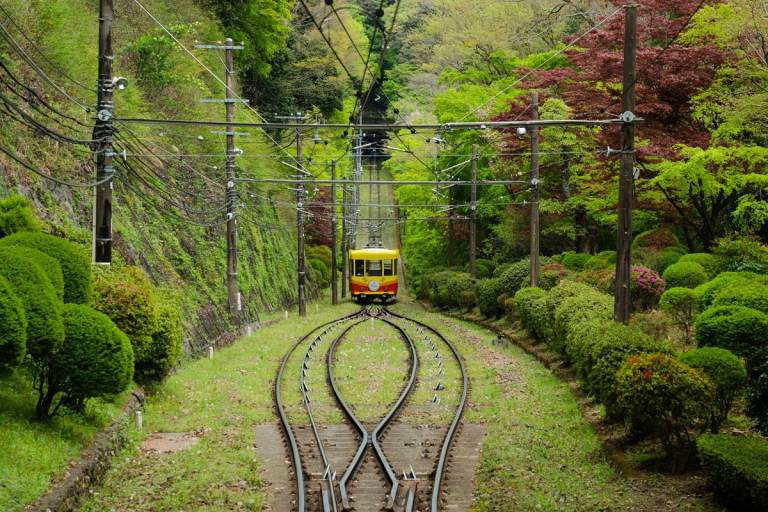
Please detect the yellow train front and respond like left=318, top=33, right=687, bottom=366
left=348, top=248, right=399, bottom=303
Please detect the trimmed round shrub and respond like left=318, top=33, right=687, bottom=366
left=662, top=261, right=708, bottom=289
left=145, top=292, right=183, bottom=381
left=306, top=245, right=332, bottom=272
left=0, top=195, right=40, bottom=237
left=660, top=287, right=701, bottom=342
left=697, top=433, right=768, bottom=509
left=628, top=310, right=675, bottom=341
left=474, top=258, right=494, bottom=279
left=0, top=275, right=26, bottom=372
left=561, top=252, right=591, bottom=271
left=567, top=319, right=667, bottom=407
left=678, top=253, right=720, bottom=277
left=497, top=259, right=531, bottom=296
left=492, top=263, right=514, bottom=278
left=514, top=287, right=547, bottom=333
left=695, top=305, right=768, bottom=365
left=43, top=304, right=133, bottom=415
left=616, top=353, right=714, bottom=464
left=553, top=292, right=613, bottom=355
left=0, top=232, right=92, bottom=304
left=308, top=258, right=331, bottom=286
left=431, top=271, right=475, bottom=310
left=576, top=268, right=614, bottom=293
left=584, top=254, right=612, bottom=270
left=543, top=281, right=595, bottom=343
left=658, top=248, right=685, bottom=274
left=696, top=271, right=768, bottom=307
left=632, top=227, right=683, bottom=251
left=477, top=278, right=504, bottom=318
left=1, top=246, right=64, bottom=301
left=712, top=284, right=768, bottom=314
left=93, top=266, right=160, bottom=383
left=540, top=262, right=569, bottom=290
left=680, top=347, right=747, bottom=433
left=0, top=248, right=64, bottom=363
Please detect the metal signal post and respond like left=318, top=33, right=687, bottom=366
left=530, top=92, right=541, bottom=288
left=468, top=144, right=478, bottom=278
left=331, top=161, right=338, bottom=305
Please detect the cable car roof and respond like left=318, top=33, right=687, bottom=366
left=348, top=248, right=399, bottom=258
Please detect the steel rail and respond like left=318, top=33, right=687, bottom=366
left=383, top=309, right=470, bottom=512
left=274, top=309, right=365, bottom=512
left=327, top=314, right=419, bottom=510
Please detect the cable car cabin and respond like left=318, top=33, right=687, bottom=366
left=349, top=248, right=399, bottom=302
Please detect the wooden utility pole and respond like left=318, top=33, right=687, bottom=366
left=614, top=5, right=638, bottom=323
left=341, top=179, right=348, bottom=299
left=468, top=144, right=478, bottom=278
left=331, top=161, right=338, bottom=305
left=224, top=38, right=240, bottom=322
left=530, top=92, right=541, bottom=287
left=297, top=124, right=307, bottom=317
left=93, top=0, right=114, bottom=264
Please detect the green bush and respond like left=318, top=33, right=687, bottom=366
left=629, top=310, right=675, bottom=341
left=697, top=433, right=768, bottom=510
left=561, top=252, right=591, bottom=271
left=747, top=356, right=768, bottom=435
left=477, top=278, right=504, bottom=318
left=0, top=275, right=26, bottom=372
left=566, top=319, right=666, bottom=407
left=662, top=261, right=708, bottom=289
left=659, top=287, right=701, bottom=342
left=474, top=258, right=494, bottom=279
left=0, top=232, right=92, bottom=304
left=552, top=292, right=613, bottom=355
left=712, top=284, right=768, bottom=314
left=695, top=305, right=768, bottom=366
left=514, top=287, right=546, bottom=332
left=93, top=266, right=174, bottom=383
left=616, top=353, right=714, bottom=466
left=632, top=227, right=683, bottom=251
left=543, top=281, right=595, bottom=343
left=540, top=262, right=569, bottom=289
left=696, top=271, right=768, bottom=307
left=0, top=195, right=40, bottom=237
left=306, top=245, right=332, bottom=271
left=1, top=246, right=64, bottom=301
left=36, top=304, right=134, bottom=418
left=308, top=258, right=331, bottom=286
left=677, top=253, right=720, bottom=277
left=497, top=259, right=531, bottom=296
left=584, top=254, right=611, bottom=270
left=0, top=248, right=64, bottom=363
left=146, top=291, right=183, bottom=381
left=576, top=268, right=614, bottom=293
left=431, top=271, right=475, bottom=310
left=713, top=236, right=768, bottom=272
left=680, top=347, right=747, bottom=433
left=492, top=263, right=514, bottom=278
left=658, top=248, right=685, bottom=273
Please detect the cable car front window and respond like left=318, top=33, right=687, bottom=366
left=366, top=260, right=382, bottom=276
left=383, top=259, right=393, bottom=276
left=354, top=260, right=365, bottom=276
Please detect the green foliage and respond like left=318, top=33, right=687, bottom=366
left=697, top=433, right=768, bottom=510
left=662, top=261, right=708, bottom=289
left=660, top=287, right=701, bottom=342
left=474, top=258, right=494, bottom=279
left=45, top=304, right=133, bottom=415
left=1, top=246, right=64, bottom=301
left=147, top=291, right=183, bottom=381
left=0, top=232, right=91, bottom=304
left=477, top=278, right=504, bottom=318
left=308, top=258, right=331, bottom=286
left=561, top=252, right=591, bottom=271
left=695, top=305, right=768, bottom=365
left=713, top=236, right=768, bottom=272
left=584, top=254, right=612, bottom=270
left=306, top=245, right=332, bottom=271
left=696, top=271, right=768, bottom=307
left=632, top=227, right=683, bottom=251
left=0, top=195, right=40, bottom=237
left=677, top=253, right=721, bottom=277
left=496, top=258, right=531, bottom=296
left=0, top=275, right=26, bottom=372
left=713, top=283, right=768, bottom=313
left=513, top=287, right=547, bottom=334
left=93, top=266, right=177, bottom=383
left=426, top=271, right=475, bottom=310
left=616, top=354, right=714, bottom=463
left=659, top=248, right=685, bottom=273
left=542, top=281, right=595, bottom=344
left=680, top=347, right=747, bottom=433
left=0, top=248, right=64, bottom=363
left=576, top=268, right=614, bottom=293
left=552, top=292, right=613, bottom=355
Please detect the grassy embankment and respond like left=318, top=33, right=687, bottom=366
left=74, top=295, right=728, bottom=511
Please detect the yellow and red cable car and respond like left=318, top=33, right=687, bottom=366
left=348, top=247, right=399, bottom=302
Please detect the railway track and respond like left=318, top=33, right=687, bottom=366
left=274, top=306, right=469, bottom=512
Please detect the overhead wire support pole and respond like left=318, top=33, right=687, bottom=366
left=469, top=144, right=478, bottom=278
left=530, top=92, right=541, bottom=288
left=93, top=0, right=114, bottom=264
left=341, top=178, right=348, bottom=299
left=614, top=4, right=638, bottom=324
left=331, top=161, right=338, bottom=305
left=197, top=38, right=245, bottom=322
